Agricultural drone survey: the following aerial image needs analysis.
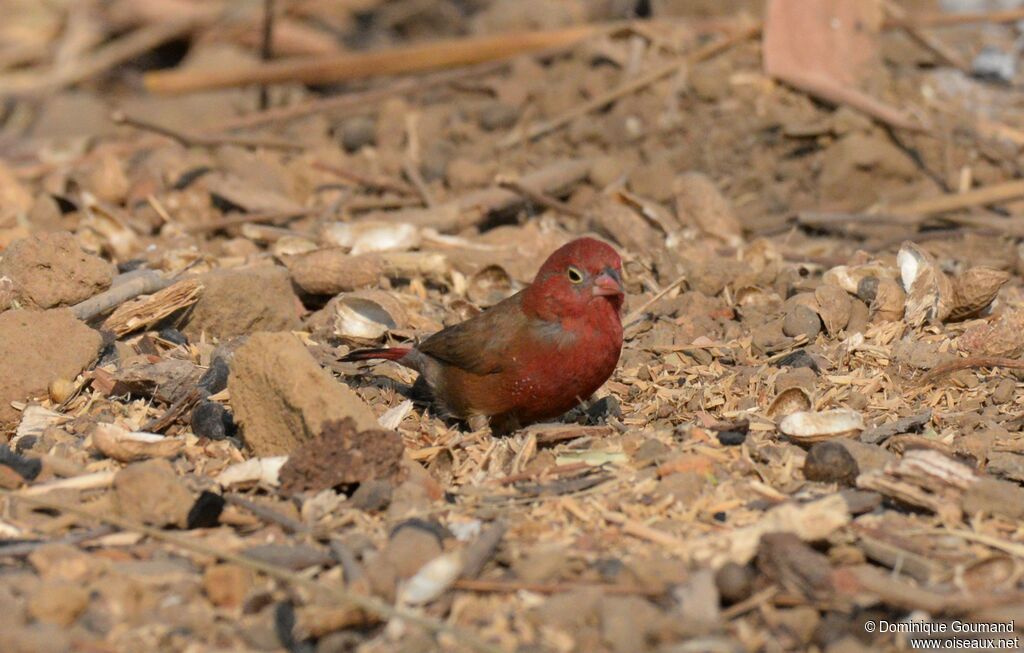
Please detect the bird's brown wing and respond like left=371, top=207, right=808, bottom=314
left=416, top=292, right=526, bottom=376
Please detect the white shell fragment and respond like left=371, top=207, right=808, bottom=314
left=778, top=409, right=865, bottom=444
left=217, top=456, right=288, bottom=488
left=397, top=551, right=464, bottom=606
left=320, top=221, right=421, bottom=255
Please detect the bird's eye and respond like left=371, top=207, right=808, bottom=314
left=567, top=266, right=584, bottom=284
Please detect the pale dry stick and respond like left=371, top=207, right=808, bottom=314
left=919, top=527, right=1024, bottom=559
left=145, top=24, right=603, bottom=94
left=883, top=0, right=971, bottom=72
left=212, top=61, right=509, bottom=132
left=887, top=7, right=1024, bottom=29
left=919, top=356, right=1024, bottom=386
left=111, top=111, right=305, bottom=151
left=312, top=161, right=417, bottom=196
left=499, top=24, right=762, bottom=149
left=882, top=179, right=1024, bottom=217
left=623, top=272, right=688, bottom=331
left=71, top=270, right=172, bottom=321
left=3, top=491, right=505, bottom=653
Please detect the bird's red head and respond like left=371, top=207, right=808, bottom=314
left=524, top=237, right=625, bottom=321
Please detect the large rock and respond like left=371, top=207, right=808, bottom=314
left=228, top=332, right=378, bottom=455
left=0, top=232, right=113, bottom=308
left=181, top=266, right=301, bottom=339
left=0, top=309, right=102, bottom=426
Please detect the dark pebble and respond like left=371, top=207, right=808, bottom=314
left=158, top=328, right=188, bottom=346
left=716, top=430, right=747, bottom=446
left=782, top=304, right=822, bottom=339
left=274, top=601, right=314, bottom=653
left=186, top=490, right=225, bottom=529
left=773, top=349, right=820, bottom=372
left=0, top=445, right=41, bottom=480
left=804, top=441, right=859, bottom=486
left=587, top=395, right=622, bottom=421
left=856, top=276, right=880, bottom=304
left=477, top=101, right=518, bottom=131
left=191, top=400, right=234, bottom=440
left=198, top=357, right=230, bottom=394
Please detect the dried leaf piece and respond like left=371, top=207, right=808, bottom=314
left=91, top=423, right=184, bottom=462
left=949, top=266, right=1009, bottom=321
left=778, top=409, right=865, bottom=445
left=897, top=242, right=955, bottom=326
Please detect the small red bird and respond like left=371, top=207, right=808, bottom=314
left=343, top=237, right=625, bottom=432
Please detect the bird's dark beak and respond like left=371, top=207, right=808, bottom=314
left=592, top=268, right=624, bottom=297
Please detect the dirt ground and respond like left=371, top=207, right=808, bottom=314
left=4, top=1, right=1024, bottom=652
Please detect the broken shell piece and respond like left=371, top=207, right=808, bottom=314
left=767, top=387, right=813, bottom=420
left=814, top=285, right=852, bottom=335
left=91, top=423, right=185, bottom=462
left=329, top=290, right=408, bottom=340
left=869, top=277, right=906, bottom=322
left=950, top=266, right=1009, bottom=321
left=320, top=221, right=420, bottom=255
left=217, top=456, right=288, bottom=488
left=778, top=409, right=865, bottom=445
left=397, top=551, right=464, bottom=606
left=897, top=242, right=955, bottom=326
left=822, top=263, right=897, bottom=295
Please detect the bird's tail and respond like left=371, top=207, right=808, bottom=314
left=341, top=346, right=412, bottom=363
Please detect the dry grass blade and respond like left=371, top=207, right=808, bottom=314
left=1, top=491, right=505, bottom=653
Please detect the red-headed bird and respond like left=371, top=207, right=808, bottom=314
left=342, top=237, right=625, bottom=433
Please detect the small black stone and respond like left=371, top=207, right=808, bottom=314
left=158, top=328, right=188, bottom=346
left=587, top=395, right=622, bottom=421
left=186, top=491, right=225, bottom=529
left=0, top=445, right=41, bottom=480
left=116, top=259, right=146, bottom=273
left=198, top=357, right=230, bottom=394
left=856, top=276, right=880, bottom=304
left=716, top=430, right=747, bottom=446
left=713, top=511, right=727, bottom=522
left=772, top=348, right=820, bottom=373
left=274, top=602, right=314, bottom=653
left=14, top=436, right=38, bottom=455
left=191, top=400, right=234, bottom=440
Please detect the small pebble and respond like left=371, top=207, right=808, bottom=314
left=714, top=562, right=753, bottom=603
left=47, top=378, right=74, bottom=404
left=783, top=304, right=822, bottom=339
left=337, top=116, right=376, bottom=152
left=992, top=377, right=1016, bottom=405
left=350, top=479, right=393, bottom=512
left=803, top=441, right=859, bottom=486
left=477, top=101, right=518, bottom=131
left=855, top=276, right=879, bottom=304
